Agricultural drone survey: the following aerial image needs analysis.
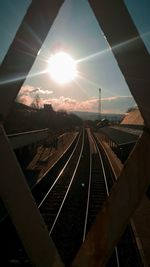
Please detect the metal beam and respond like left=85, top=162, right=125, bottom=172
left=8, top=128, right=49, bottom=149
left=0, top=1, right=64, bottom=266
left=72, top=1, right=150, bottom=266
left=72, top=130, right=150, bottom=267
left=0, top=0, right=64, bottom=121
left=89, top=0, right=150, bottom=129
left=0, top=125, right=64, bottom=267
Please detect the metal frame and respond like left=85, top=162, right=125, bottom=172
left=0, top=0, right=150, bottom=266
left=72, top=1, right=150, bottom=266
left=0, top=1, right=64, bottom=266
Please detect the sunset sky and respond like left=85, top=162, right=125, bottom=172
left=1, top=0, right=150, bottom=114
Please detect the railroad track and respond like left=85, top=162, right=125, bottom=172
left=0, top=128, right=143, bottom=266
left=94, top=133, right=143, bottom=267
left=0, top=130, right=82, bottom=265
left=38, top=128, right=89, bottom=265
left=37, top=128, right=119, bottom=266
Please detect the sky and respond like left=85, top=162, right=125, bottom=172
left=0, top=0, right=150, bottom=114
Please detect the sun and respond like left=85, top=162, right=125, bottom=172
left=47, top=51, right=77, bottom=84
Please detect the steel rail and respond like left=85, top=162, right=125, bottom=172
left=90, top=131, right=120, bottom=267
left=94, top=134, right=143, bottom=266
left=0, top=132, right=79, bottom=223
left=94, top=133, right=118, bottom=181
left=49, top=130, right=85, bottom=235
left=82, top=130, right=92, bottom=242
left=0, top=131, right=82, bottom=265
left=35, top=131, right=79, bottom=187
left=38, top=131, right=82, bottom=209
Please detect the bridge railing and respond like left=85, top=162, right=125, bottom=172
left=8, top=128, right=49, bottom=149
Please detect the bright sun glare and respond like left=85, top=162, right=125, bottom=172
left=48, top=51, right=77, bottom=84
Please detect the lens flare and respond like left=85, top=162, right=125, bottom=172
left=48, top=51, right=77, bottom=84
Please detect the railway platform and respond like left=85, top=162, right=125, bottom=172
left=96, top=132, right=149, bottom=266
left=27, top=131, right=77, bottom=186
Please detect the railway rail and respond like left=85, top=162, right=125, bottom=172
left=0, top=128, right=143, bottom=266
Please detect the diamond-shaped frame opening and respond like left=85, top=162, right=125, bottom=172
left=0, top=1, right=150, bottom=267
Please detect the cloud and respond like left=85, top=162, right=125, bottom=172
left=17, top=86, right=135, bottom=114
left=17, top=85, right=53, bottom=106
left=43, top=97, right=98, bottom=112
left=18, top=85, right=35, bottom=95
left=18, top=95, right=33, bottom=106
left=101, top=95, right=133, bottom=101
left=38, top=89, right=53, bottom=95
left=31, top=88, right=39, bottom=93
left=42, top=95, right=135, bottom=113
left=18, top=85, right=53, bottom=96
left=101, top=95, right=135, bottom=113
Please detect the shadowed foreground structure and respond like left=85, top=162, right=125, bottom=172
left=0, top=1, right=150, bottom=266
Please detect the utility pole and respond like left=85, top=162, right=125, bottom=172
left=98, top=88, right=101, bottom=121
